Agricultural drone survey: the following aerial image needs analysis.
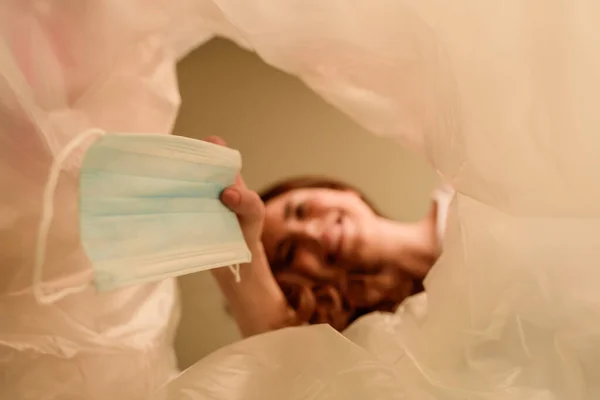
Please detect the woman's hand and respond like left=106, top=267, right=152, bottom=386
left=205, top=136, right=265, bottom=250
left=204, top=135, right=265, bottom=253
left=203, top=136, right=295, bottom=337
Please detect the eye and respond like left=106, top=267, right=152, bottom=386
left=325, top=253, right=336, bottom=265
left=295, top=203, right=306, bottom=220
left=284, top=242, right=297, bottom=265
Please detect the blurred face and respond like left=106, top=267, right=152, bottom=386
left=262, top=187, right=379, bottom=281
left=262, top=186, right=419, bottom=329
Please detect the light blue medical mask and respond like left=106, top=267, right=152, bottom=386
left=33, top=129, right=250, bottom=303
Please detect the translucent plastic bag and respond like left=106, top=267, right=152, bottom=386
left=0, top=1, right=207, bottom=398
left=3, top=0, right=600, bottom=399
left=156, top=1, right=600, bottom=399
left=153, top=325, right=408, bottom=400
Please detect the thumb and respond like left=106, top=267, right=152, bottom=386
left=221, top=187, right=264, bottom=223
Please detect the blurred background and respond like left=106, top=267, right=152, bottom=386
left=173, top=38, right=439, bottom=370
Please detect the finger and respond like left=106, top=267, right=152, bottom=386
left=205, top=136, right=227, bottom=146
left=221, top=187, right=241, bottom=208
left=221, top=187, right=264, bottom=222
left=234, top=173, right=247, bottom=189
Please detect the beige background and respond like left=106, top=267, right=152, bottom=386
left=173, top=38, right=438, bottom=370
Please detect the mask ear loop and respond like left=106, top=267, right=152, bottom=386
left=228, top=264, right=241, bottom=283
left=33, top=128, right=106, bottom=304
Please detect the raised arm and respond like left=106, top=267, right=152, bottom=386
left=205, top=137, right=296, bottom=337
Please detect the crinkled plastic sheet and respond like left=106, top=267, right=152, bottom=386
left=0, top=1, right=198, bottom=399
left=160, top=0, right=600, bottom=399
left=2, top=1, right=600, bottom=399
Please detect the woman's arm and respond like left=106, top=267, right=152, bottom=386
left=205, top=136, right=296, bottom=337
left=211, top=242, right=296, bottom=337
